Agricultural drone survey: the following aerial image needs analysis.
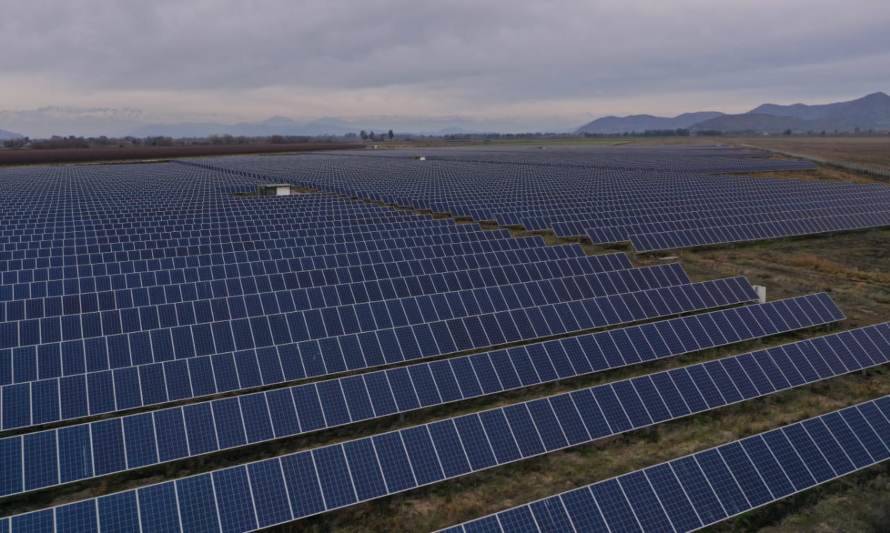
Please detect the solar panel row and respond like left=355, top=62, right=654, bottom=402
left=0, top=263, right=688, bottom=351
left=0, top=225, right=513, bottom=258
left=1, top=243, right=589, bottom=302
left=4, top=320, right=887, bottom=532
left=632, top=210, right=890, bottom=252
left=0, top=229, right=528, bottom=274
left=0, top=257, right=636, bottom=332
left=0, top=293, right=839, bottom=497
left=553, top=188, right=890, bottom=238
left=0, top=253, right=629, bottom=324
left=180, top=145, right=890, bottom=250
left=0, top=234, right=545, bottom=283
left=444, top=392, right=890, bottom=533
left=1, top=276, right=755, bottom=431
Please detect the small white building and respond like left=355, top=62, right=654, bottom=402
left=257, top=183, right=294, bottom=196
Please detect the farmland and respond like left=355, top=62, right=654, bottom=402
left=0, top=142, right=360, bottom=166
left=0, top=142, right=888, bottom=532
left=735, top=136, right=890, bottom=171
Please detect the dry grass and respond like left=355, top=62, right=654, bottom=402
left=735, top=137, right=890, bottom=171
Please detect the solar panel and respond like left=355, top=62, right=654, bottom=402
left=5, top=320, right=888, bottom=530
left=632, top=210, right=890, bottom=252
left=175, top=146, right=890, bottom=250
left=0, top=144, right=883, bottom=532
left=443, top=390, right=890, bottom=532
left=0, top=233, right=548, bottom=288
left=1, top=276, right=756, bottom=431
left=0, top=262, right=687, bottom=355
left=0, top=251, right=632, bottom=320
left=0, top=293, right=841, bottom=497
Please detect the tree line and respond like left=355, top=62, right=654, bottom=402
left=358, top=130, right=395, bottom=141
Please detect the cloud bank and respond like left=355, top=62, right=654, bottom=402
left=2, top=0, right=889, bottom=135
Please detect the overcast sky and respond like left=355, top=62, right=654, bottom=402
left=2, top=0, right=890, bottom=133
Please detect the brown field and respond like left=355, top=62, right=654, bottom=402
left=723, top=136, right=890, bottom=179
left=734, top=136, right=890, bottom=167
left=1, top=148, right=889, bottom=532
left=0, top=142, right=361, bottom=166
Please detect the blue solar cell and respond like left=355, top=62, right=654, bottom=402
left=719, top=442, right=773, bottom=507
left=0, top=437, right=23, bottom=496
left=840, top=406, right=890, bottom=462
left=213, top=467, right=258, bottom=533
left=428, top=420, right=471, bottom=477
left=92, top=418, right=126, bottom=476
left=98, top=490, right=139, bottom=533
left=619, top=471, right=674, bottom=531
left=313, top=445, right=357, bottom=509
left=281, top=452, right=325, bottom=519
left=11, top=510, right=53, bottom=532
left=373, top=432, right=417, bottom=493
left=549, top=395, right=589, bottom=445
left=561, top=487, right=609, bottom=530
left=479, top=409, right=522, bottom=463
left=240, top=393, right=275, bottom=443
left=177, top=475, right=221, bottom=533
left=429, top=360, right=462, bottom=402
left=56, top=500, right=99, bottom=533
left=526, top=399, right=569, bottom=451
left=184, top=403, right=219, bottom=455
left=210, top=398, right=247, bottom=450
left=137, top=483, right=180, bottom=533
left=739, top=435, right=794, bottom=500
left=2, top=384, right=31, bottom=429
left=29, top=379, right=59, bottom=426
left=57, top=424, right=93, bottom=484
left=154, top=408, right=190, bottom=462
left=123, top=413, right=158, bottom=468
left=529, top=496, right=574, bottom=531
left=590, top=479, right=642, bottom=532
left=645, top=463, right=702, bottom=531
left=402, top=425, right=445, bottom=485
left=343, top=438, right=387, bottom=501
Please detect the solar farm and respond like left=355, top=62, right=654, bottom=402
left=1, top=143, right=890, bottom=532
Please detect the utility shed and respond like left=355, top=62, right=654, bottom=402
left=257, top=183, right=294, bottom=196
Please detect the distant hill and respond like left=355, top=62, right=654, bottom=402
left=130, top=116, right=358, bottom=138
left=130, top=116, right=484, bottom=137
left=704, top=92, right=890, bottom=133
left=576, top=112, right=723, bottom=134
left=578, top=92, right=890, bottom=134
left=0, top=128, right=24, bottom=140
left=747, top=91, right=890, bottom=131
left=0, top=107, right=496, bottom=138
left=691, top=113, right=811, bottom=134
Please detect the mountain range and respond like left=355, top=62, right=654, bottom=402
left=573, top=112, right=724, bottom=134
left=3, top=92, right=889, bottom=139
left=0, top=108, right=508, bottom=139
left=0, top=128, right=23, bottom=140
left=129, top=115, right=493, bottom=138
left=576, top=92, right=890, bottom=134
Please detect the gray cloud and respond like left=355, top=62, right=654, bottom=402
left=1, top=0, right=889, bottom=134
